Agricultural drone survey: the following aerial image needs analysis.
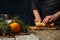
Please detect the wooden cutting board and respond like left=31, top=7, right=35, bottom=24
left=29, top=26, right=56, bottom=30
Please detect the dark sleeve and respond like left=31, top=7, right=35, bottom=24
left=52, top=0, right=60, bottom=12
left=43, top=0, right=60, bottom=14
left=31, top=1, right=37, bottom=10
left=54, top=0, right=60, bottom=12
left=58, top=0, right=60, bottom=11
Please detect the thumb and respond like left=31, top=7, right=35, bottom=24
left=49, top=18, right=53, bottom=22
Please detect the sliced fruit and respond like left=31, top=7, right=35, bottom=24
left=29, top=26, right=38, bottom=30
left=35, top=22, right=45, bottom=27
left=49, top=23, right=55, bottom=27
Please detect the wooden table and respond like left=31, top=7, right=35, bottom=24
left=0, top=29, right=60, bottom=40
left=31, top=29, right=60, bottom=40
left=0, top=33, right=39, bottom=40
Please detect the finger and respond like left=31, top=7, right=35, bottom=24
left=49, top=18, right=53, bottom=22
left=39, top=19, right=42, bottom=22
left=42, top=18, right=48, bottom=23
left=35, top=19, right=41, bottom=23
left=42, top=17, right=50, bottom=24
left=34, top=19, right=37, bottom=22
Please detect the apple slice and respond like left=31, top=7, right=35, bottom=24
left=35, top=22, right=45, bottom=27
left=49, top=23, right=55, bottom=27
left=29, top=26, right=38, bottom=30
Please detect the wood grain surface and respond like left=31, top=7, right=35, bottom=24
left=0, top=26, right=60, bottom=40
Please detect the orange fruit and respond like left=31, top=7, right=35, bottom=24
left=9, top=22, right=20, bottom=33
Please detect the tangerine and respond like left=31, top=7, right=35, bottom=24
left=9, top=22, right=20, bottom=33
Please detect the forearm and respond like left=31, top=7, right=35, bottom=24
left=54, top=11, right=60, bottom=17
left=33, top=9, right=41, bottom=18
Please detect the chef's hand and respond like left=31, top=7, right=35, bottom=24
left=42, top=14, right=59, bottom=24
left=34, top=17, right=42, bottom=23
